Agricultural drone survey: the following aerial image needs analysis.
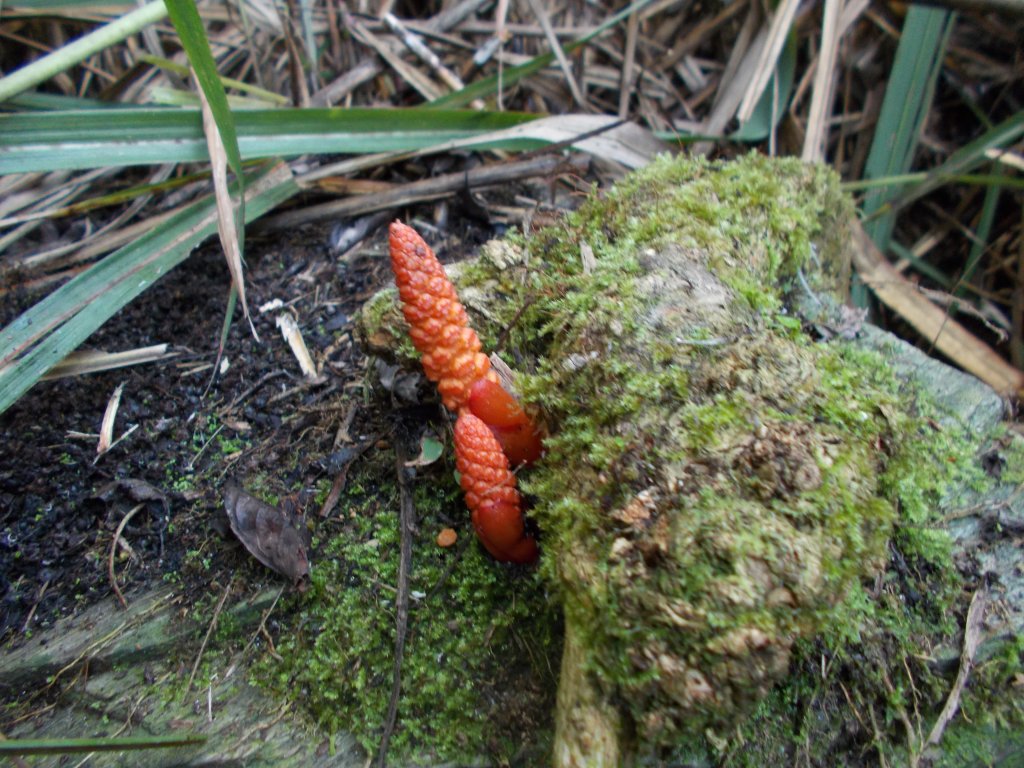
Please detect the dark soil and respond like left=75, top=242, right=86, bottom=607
left=0, top=212, right=500, bottom=646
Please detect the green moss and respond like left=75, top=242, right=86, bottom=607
left=254, top=456, right=560, bottom=764
left=997, top=429, right=1024, bottom=486
left=723, top=360, right=1001, bottom=766
left=353, top=152, right=1014, bottom=761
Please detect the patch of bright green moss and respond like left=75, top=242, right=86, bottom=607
left=724, top=360, right=1001, bottom=767
left=254, top=456, right=560, bottom=764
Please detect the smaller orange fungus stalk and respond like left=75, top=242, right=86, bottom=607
left=454, top=411, right=538, bottom=563
left=389, top=221, right=495, bottom=412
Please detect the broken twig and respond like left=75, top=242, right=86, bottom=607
left=377, top=450, right=416, bottom=767
left=108, top=503, right=145, bottom=609
left=926, top=587, right=987, bottom=747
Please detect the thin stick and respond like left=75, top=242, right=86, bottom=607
left=107, top=504, right=145, bottom=609
left=384, top=13, right=470, bottom=97
left=926, top=588, right=987, bottom=746
left=186, top=580, right=234, bottom=694
left=262, top=153, right=589, bottom=230
left=312, top=0, right=490, bottom=107
left=524, top=0, right=586, bottom=107
left=349, top=18, right=443, bottom=101
left=377, top=450, right=416, bottom=767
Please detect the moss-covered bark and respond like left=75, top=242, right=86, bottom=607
left=359, top=153, right=1023, bottom=765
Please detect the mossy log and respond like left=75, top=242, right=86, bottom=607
left=361, top=154, right=1023, bottom=765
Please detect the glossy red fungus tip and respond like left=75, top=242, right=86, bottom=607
left=468, top=378, right=545, bottom=466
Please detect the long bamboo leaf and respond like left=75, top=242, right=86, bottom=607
left=0, top=107, right=538, bottom=173
left=0, top=1, right=168, bottom=103
left=0, top=734, right=207, bottom=755
left=860, top=5, right=955, bottom=250
left=0, top=162, right=298, bottom=414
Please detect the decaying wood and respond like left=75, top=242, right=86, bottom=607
left=0, top=589, right=360, bottom=767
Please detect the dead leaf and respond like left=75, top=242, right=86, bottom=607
left=195, top=69, right=257, bottom=341
left=276, top=312, right=320, bottom=380
left=97, top=382, right=125, bottom=455
left=222, top=483, right=311, bottom=588
left=93, top=478, right=170, bottom=514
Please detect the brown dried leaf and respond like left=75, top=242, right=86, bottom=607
left=222, top=483, right=311, bottom=588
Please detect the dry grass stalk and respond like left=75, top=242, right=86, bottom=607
left=97, top=381, right=125, bottom=455
left=525, top=0, right=587, bottom=107
left=802, top=0, right=843, bottom=162
left=42, top=344, right=175, bottom=380
left=736, top=0, right=800, bottom=122
left=852, top=220, right=1024, bottom=397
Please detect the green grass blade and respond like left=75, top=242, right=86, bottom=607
left=164, top=0, right=244, bottom=182
left=886, top=110, right=1024, bottom=212
left=163, top=0, right=247, bottom=256
left=889, top=241, right=952, bottom=289
left=730, top=30, right=796, bottom=142
left=0, top=162, right=298, bottom=415
left=427, top=0, right=659, bottom=109
left=860, top=5, right=955, bottom=250
left=137, top=54, right=291, bottom=105
left=0, top=734, right=207, bottom=756
left=0, top=107, right=539, bottom=173
left=0, top=1, right=168, bottom=103
left=3, top=92, right=139, bottom=111
left=958, top=162, right=1003, bottom=294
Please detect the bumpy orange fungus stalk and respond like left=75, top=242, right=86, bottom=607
left=389, top=220, right=540, bottom=563
left=389, top=221, right=496, bottom=412
left=454, top=411, right=538, bottom=563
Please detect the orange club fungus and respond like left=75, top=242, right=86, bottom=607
left=388, top=221, right=541, bottom=562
